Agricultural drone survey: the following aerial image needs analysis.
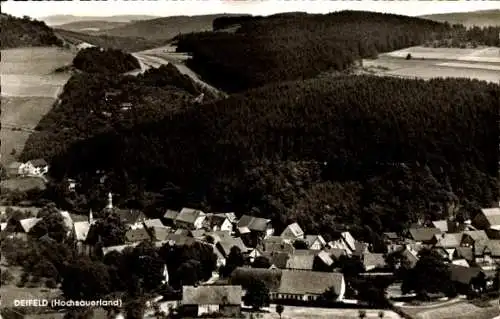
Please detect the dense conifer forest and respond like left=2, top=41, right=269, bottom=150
left=174, top=11, right=500, bottom=92
left=22, top=72, right=499, bottom=240
left=72, top=47, right=140, bottom=74
left=0, top=14, right=63, bottom=49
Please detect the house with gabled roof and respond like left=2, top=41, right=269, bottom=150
left=237, top=215, right=274, bottom=237
left=328, top=232, right=356, bottom=254
left=125, top=228, right=151, bottom=243
left=449, top=264, right=487, bottom=294
left=261, top=251, right=291, bottom=269
left=362, top=253, right=386, bottom=271
left=147, top=226, right=172, bottom=242
left=461, top=230, right=489, bottom=247
left=203, top=214, right=233, bottom=232
left=22, top=158, right=49, bottom=176
left=432, top=233, right=463, bottom=250
left=408, top=227, right=442, bottom=244
left=181, top=285, right=242, bottom=317
left=280, top=222, right=304, bottom=240
left=175, top=208, right=206, bottom=230
left=286, top=254, right=316, bottom=271
left=229, top=267, right=345, bottom=302
left=304, top=235, right=327, bottom=250
left=216, top=237, right=249, bottom=258
left=163, top=209, right=179, bottom=226
left=473, top=207, right=500, bottom=230
left=261, top=236, right=295, bottom=254
left=143, top=218, right=164, bottom=229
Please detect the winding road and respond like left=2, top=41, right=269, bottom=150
left=131, top=47, right=227, bottom=98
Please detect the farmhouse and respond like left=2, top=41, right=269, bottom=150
left=408, top=227, right=442, bottom=244
left=304, top=235, right=327, bottom=250
left=280, top=222, right=305, bottom=240
left=22, top=158, right=49, bottom=176
left=181, top=285, right=242, bottom=317
left=170, top=208, right=206, bottom=230
left=203, top=213, right=233, bottom=232
left=237, top=215, right=274, bottom=237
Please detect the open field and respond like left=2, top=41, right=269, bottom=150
left=0, top=177, right=47, bottom=192
left=383, top=46, right=500, bottom=63
left=1, top=47, right=75, bottom=165
left=397, top=299, right=499, bottom=319
left=363, top=47, right=500, bottom=83
left=255, top=305, right=401, bottom=319
left=1, top=47, right=74, bottom=75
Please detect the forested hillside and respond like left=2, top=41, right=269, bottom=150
left=0, top=14, right=62, bottom=49
left=21, top=64, right=219, bottom=168
left=23, top=74, right=499, bottom=241
left=56, top=29, right=168, bottom=52
left=175, top=11, right=455, bottom=92
left=72, top=47, right=140, bottom=74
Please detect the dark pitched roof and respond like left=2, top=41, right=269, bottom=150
left=216, top=237, right=248, bottom=256
left=143, top=218, right=164, bottom=228
left=434, top=233, right=463, bottom=248
left=449, top=265, right=484, bottom=285
left=454, top=247, right=474, bottom=261
left=182, top=285, right=242, bottom=305
left=261, top=251, right=290, bottom=269
left=383, top=232, right=399, bottom=240
left=148, top=226, right=172, bottom=241
left=125, top=228, right=151, bottom=242
left=237, top=215, right=271, bottom=232
left=229, top=267, right=282, bottom=291
left=27, top=158, right=48, bottom=167
left=166, top=233, right=196, bottom=246
left=176, top=208, right=205, bottom=224
left=462, top=230, right=489, bottom=242
left=286, top=253, right=315, bottom=270
left=362, top=253, right=386, bottom=270
left=113, top=209, right=145, bottom=225
left=278, top=270, right=344, bottom=296
left=262, top=237, right=295, bottom=254
left=409, top=227, right=442, bottom=242
left=204, top=214, right=230, bottom=228
left=164, top=209, right=179, bottom=220
left=324, top=248, right=348, bottom=259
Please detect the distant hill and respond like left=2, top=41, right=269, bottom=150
left=41, top=15, right=160, bottom=26
left=420, top=10, right=500, bottom=27
left=92, top=14, right=244, bottom=40
left=0, top=14, right=62, bottom=49
left=55, top=29, right=169, bottom=52
left=56, top=20, right=130, bottom=32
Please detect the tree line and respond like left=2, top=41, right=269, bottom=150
left=0, top=14, right=63, bottom=49
left=72, top=47, right=140, bottom=74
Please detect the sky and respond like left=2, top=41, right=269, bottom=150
left=2, top=0, right=499, bottom=20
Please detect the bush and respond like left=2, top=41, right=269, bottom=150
left=1, top=269, right=14, bottom=285
left=45, top=278, right=58, bottom=289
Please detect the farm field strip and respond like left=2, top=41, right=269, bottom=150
left=0, top=47, right=75, bottom=165
left=437, top=62, right=500, bottom=71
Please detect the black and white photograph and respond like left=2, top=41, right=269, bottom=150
left=0, top=0, right=499, bottom=318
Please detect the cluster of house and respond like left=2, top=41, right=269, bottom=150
left=1, top=195, right=500, bottom=317
left=6, top=158, right=49, bottom=178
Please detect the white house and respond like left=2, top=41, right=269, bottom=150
left=304, top=235, right=327, bottom=250
left=175, top=208, right=206, bottom=230
left=280, top=222, right=304, bottom=240
left=21, top=159, right=49, bottom=176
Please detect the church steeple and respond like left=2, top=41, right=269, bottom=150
left=106, top=192, right=113, bottom=210
left=89, top=209, right=94, bottom=224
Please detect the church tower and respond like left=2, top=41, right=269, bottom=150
left=89, top=209, right=94, bottom=224
left=106, top=192, right=113, bottom=210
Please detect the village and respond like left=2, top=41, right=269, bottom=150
left=1, top=158, right=499, bottom=319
